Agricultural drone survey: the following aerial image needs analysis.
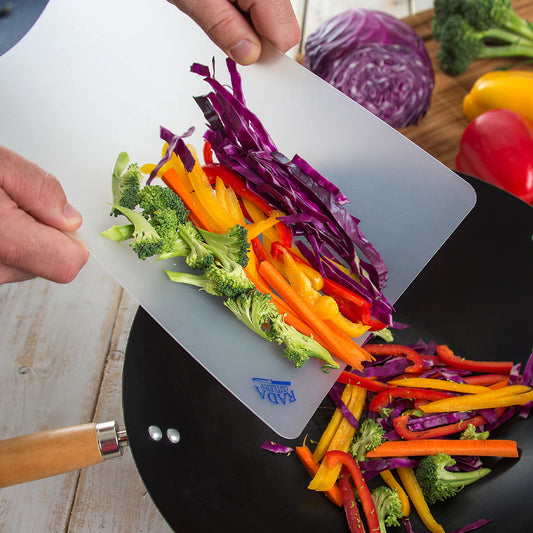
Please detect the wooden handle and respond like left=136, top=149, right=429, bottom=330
left=0, top=423, right=103, bottom=488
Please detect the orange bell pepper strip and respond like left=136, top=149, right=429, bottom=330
left=295, top=443, right=343, bottom=507
left=308, top=386, right=367, bottom=491
left=396, top=467, right=445, bottom=533
left=379, top=470, right=410, bottom=517
left=387, top=377, right=489, bottom=395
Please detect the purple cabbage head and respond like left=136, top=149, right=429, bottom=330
left=304, top=9, right=435, bottom=128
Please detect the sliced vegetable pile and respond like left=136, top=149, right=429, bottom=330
left=288, top=342, right=533, bottom=533
left=304, top=8, right=435, bottom=128
left=101, top=58, right=396, bottom=372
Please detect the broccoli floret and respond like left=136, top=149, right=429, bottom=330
left=415, top=452, right=491, bottom=505
left=206, top=261, right=255, bottom=298
left=111, top=152, right=142, bottom=215
left=100, top=224, right=134, bottom=243
left=371, top=486, right=404, bottom=532
left=269, top=313, right=339, bottom=371
left=112, top=205, right=163, bottom=260
left=149, top=208, right=183, bottom=256
left=350, top=418, right=386, bottom=461
left=139, top=184, right=189, bottom=224
left=460, top=423, right=490, bottom=440
left=434, top=3, right=533, bottom=75
left=178, top=221, right=215, bottom=270
left=223, top=291, right=279, bottom=340
left=462, top=0, right=533, bottom=39
left=164, top=265, right=223, bottom=296
left=198, top=224, right=250, bottom=268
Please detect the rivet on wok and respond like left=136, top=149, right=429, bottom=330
left=166, top=428, right=180, bottom=444
left=148, top=425, right=163, bottom=441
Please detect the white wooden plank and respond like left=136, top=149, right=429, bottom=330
left=0, top=256, right=123, bottom=531
left=68, top=291, right=172, bottom=532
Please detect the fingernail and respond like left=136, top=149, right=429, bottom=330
left=63, top=202, right=82, bottom=224
left=229, top=39, right=258, bottom=65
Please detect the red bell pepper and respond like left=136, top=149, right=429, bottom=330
left=321, top=278, right=373, bottom=327
left=338, top=465, right=366, bottom=532
left=456, top=108, right=533, bottom=204
left=392, top=413, right=488, bottom=440
left=363, top=344, right=424, bottom=374
left=436, top=345, right=513, bottom=375
left=336, top=371, right=388, bottom=393
left=369, top=387, right=454, bottom=414
left=325, top=451, right=381, bottom=533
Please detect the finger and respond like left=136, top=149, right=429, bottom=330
left=240, top=0, right=301, bottom=54
left=0, top=189, right=89, bottom=284
left=171, top=0, right=261, bottom=64
left=0, top=145, right=83, bottom=233
left=0, top=263, right=35, bottom=285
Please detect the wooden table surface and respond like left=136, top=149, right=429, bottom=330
left=0, top=1, right=527, bottom=531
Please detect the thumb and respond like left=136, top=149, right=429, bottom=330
left=170, top=0, right=262, bottom=65
left=0, top=146, right=82, bottom=233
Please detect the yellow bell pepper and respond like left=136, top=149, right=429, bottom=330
left=463, top=69, right=533, bottom=122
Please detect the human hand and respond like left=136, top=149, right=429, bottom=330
left=169, top=0, right=301, bottom=65
left=0, top=146, right=89, bottom=285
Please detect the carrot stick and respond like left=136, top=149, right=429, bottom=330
left=162, top=168, right=215, bottom=231
left=365, top=438, right=519, bottom=458
left=258, top=260, right=371, bottom=370
left=295, top=444, right=343, bottom=507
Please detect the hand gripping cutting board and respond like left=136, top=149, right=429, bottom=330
left=0, top=0, right=476, bottom=438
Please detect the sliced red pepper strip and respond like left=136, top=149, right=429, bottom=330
left=463, top=373, right=511, bottom=386
left=392, top=413, right=488, bottom=440
left=251, top=237, right=270, bottom=263
left=325, top=451, right=381, bottom=533
left=322, top=278, right=372, bottom=325
left=364, top=344, right=424, bottom=374
left=369, top=387, right=454, bottom=414
left=337, top=371, right=388, bottom=393
left=203, top=139, right=213, bottom=165
left=436, top=345, right=513, bottom=375
left=338, top=465, right=366, bottom=533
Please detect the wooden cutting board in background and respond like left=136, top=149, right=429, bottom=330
left=399, top=0, right=533, bottom=170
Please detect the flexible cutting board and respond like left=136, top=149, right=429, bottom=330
left=0, top=0, right=476, bottom=438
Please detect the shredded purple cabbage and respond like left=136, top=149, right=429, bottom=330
left=260, top=441, right=294, bottom=454
left=191, top=58, right=393, bottom=325
left=147, top=126, right=195, bottom=184
left=329, top=383, right=359, bottom=429
left=450, top=519, right=493, bottom=533
left=304, top=9, right=434, bottom=128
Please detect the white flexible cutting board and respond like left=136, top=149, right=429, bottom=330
left=0, top=0, right=476, bottom=439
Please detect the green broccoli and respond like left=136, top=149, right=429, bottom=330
left=269, top=313, right=339, bottom=370
left=462, top=0, right=533, bottom=39
left=149, top=208, right=183, bottom=256
left=111, top=205, right=163, bottom=260
left=223, top=290, right=279, bottom=340
left=415, top=452, right=491, bottom=505
left=350, top=418, right=386, bottom=461
left=205, top=260, right=255, bottom=298
left=110, top=152, right=142, bottom=215
left=460, top=423, right=490, bottom=440
left=198, top=224, right=250, bottom=268
left=434, top=1, right=533, bottom=74
left=100, top=224, right=134, bottom=243
left=371, top=486, right=404, bottom=533
left=164, top=264, right=225, bottom=296
left=223, top=291, right=339, bottom=370
left=139, top=184, right=189, bottom=225
left=178, top=221, right=215, bottom=270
